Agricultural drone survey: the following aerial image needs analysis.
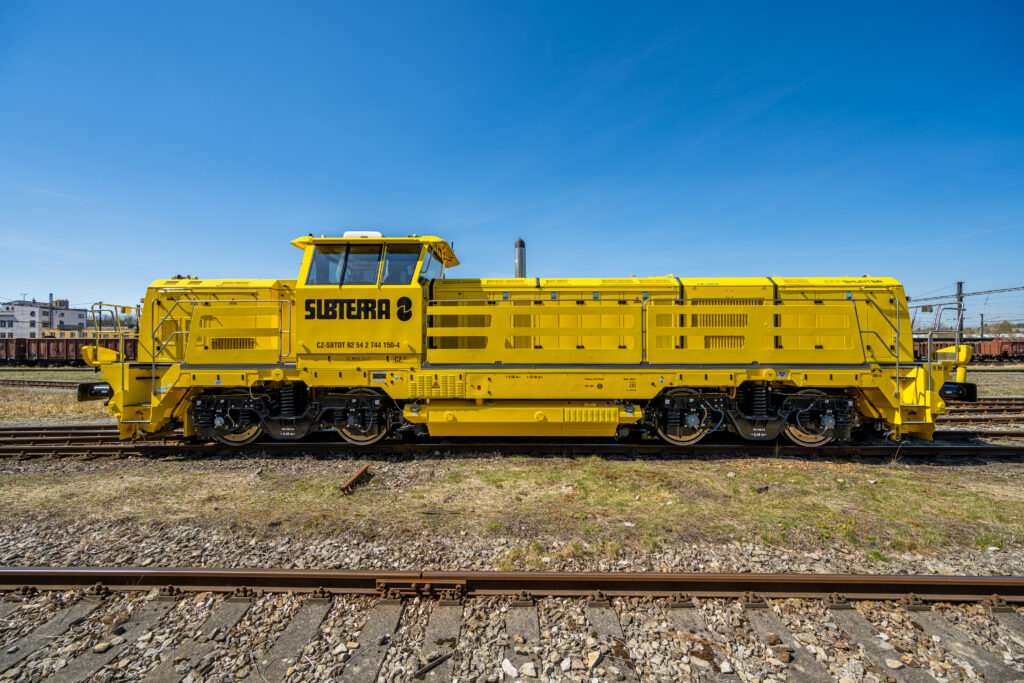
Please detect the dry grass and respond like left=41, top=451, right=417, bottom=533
left=1, top=456, right=1021, bottom=557
left=0, top=387, right=112, bottom=422
left=971, top=371, right=1024, bottom=397
left=0, top=366, right=1021, bottom=558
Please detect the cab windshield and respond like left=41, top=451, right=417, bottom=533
left=306, top=244, right=382, bottom=285
left=306, top=243, right=426, bottom=285
left=381, top=244, right=421, bottom=285
left=342, top=245, right=382, bottom=285
left=419, top=248, right=444, bottom=282
left=306, top=246, right=346, bottom=285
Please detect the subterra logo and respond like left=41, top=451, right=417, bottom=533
left=396, top=296, right=413, bottom=321
left=304, top=298, right=412, bottom=321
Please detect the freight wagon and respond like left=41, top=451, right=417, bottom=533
left=972, top=338, right=1024, bottom=361
left=914, top=337, right=1024, bottom=362
left=0, top=337, right=137, bottom=366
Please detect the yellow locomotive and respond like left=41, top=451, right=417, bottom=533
left=79, top=232, right=974, bottom=447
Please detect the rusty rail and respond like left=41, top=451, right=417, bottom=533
left=340, top=464, right=370, bottom=494
left=0, top=567, right=1021, bottom=603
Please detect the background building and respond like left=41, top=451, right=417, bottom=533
left=0, top=297, right=89, bottom=338
left=0, top=310, right=14, bottom=338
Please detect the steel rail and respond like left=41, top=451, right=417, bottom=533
left=940, top=406, right=1024, bottom=414
left=937, top=415, right=1024, bottom=423
left=0, top=378, right=80, bottom=389
left=0, top=428, right=118, bottom=436
left=3, top=437, right=1024, bottom=460
left=0, top=424, right=117, bottom=434
left=0, top=445, right=134, bottom=457
left=0, top=566, right=1021, bottom=602
left=0, top=435, right=131, bottom=446
left=0, top=367, right=96, bottom=372
left=0, top=430, right=118, bottom=439
left=962, top=367, right=1024, bottom=373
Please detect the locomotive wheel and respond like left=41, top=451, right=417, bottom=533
left=656, top=389, right=710, bottom=446
left=336, top=389, right=389, bottom=446
left=213, top=423, right=264, bottom=446
left=782, top=389, right=835, bottom=447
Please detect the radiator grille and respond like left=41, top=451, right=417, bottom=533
left=691, top=313, right=748, bottom=328
left=210, top=337, right=256, bottom=350
left=690, top=299, right=763, bottom=306
left=704, top=335, right=744, bottom=350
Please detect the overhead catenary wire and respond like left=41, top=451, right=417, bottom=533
left=910, top=285, right=1024, bottom=303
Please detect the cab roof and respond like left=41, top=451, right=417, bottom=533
left=290, top=234, right=459, bottom=267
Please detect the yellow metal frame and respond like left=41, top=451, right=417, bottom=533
left=83, top=236, right=966, bottom=442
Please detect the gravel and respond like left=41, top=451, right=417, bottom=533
left=282, top=594, right=374, bottom=681
left=202, top=591, right=302, bottom=680
left=11, top=591, right=149, bottom=680
left=3, top=426, right=1024, bottom=680
left=933, top=602, right=1024, bottom=671
left=771, top=598, right=876, bottom=681
left=1, top=513, right=1022, bottom=581
left=91, top=592, right=221, bottom=681
left=450, top=597, right=508, bottom=681
left=855, top=600, right=978, bottom=680
left=377, top=596, right=430, bottom=681
left=0, top=591, right=1020, bottom=682
left=694, top=597, right=777, bottom=680
left=614, top=597, right=690, bottom=681
left=0, top=590, right=78, bottom=648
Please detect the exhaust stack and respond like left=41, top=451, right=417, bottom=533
left=514, top=238, right=526, bottom=278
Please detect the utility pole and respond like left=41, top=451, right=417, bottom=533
left=980, top=313, right=985, bottom=340
left=956, top=281, right=964, bottom=345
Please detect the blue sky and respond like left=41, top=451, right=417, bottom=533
left=1, top=2, right=1022, bottom=324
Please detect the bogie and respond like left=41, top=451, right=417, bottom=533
left=648, top=384, right=853, bottom=447
left=192, top=383, right=398, bottom=446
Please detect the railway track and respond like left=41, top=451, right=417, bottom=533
left=0, top=367, right=92, bottom=372
left=0, top=378, right=81, bottom=389
left=2, top=432, right=1024, bottom=459
left=961, top=367, right=1024, bottom=373
left=3, top=566, right=1023, bottom=602
left=949, top=396, right=1024, bottom=408
left=2, top=400, right=1024, bottom=458
left=0, top=567, right=1022, bottom=681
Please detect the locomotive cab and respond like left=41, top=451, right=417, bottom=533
left=280, top=232, right=460, bottom=444
left=293, top=232, right=458, bottom=360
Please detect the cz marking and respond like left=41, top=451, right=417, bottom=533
left=315, top=340, right=401, bottom=350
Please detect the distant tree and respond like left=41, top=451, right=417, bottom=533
left=994, top=320, right=1015, bottom=334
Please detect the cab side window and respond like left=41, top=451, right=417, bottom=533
left=341, top=245, right=382, bottom=285
left=381, top=244, right=422, bottom=285
left=306, top=246, right=347, bottom=285
left=419, top=249, right=444, bottom=282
